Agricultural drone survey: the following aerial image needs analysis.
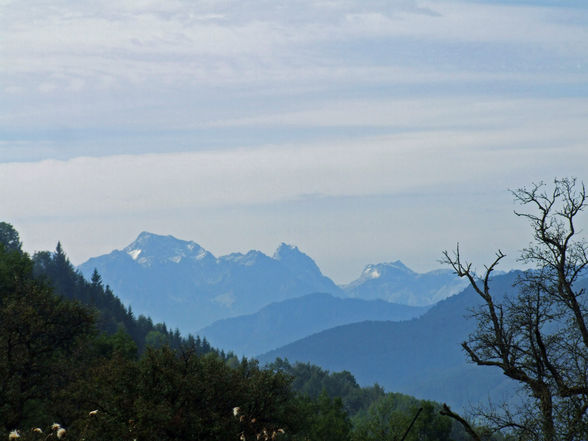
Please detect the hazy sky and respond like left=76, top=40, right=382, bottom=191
left=1, top=0, right=587, bottom=283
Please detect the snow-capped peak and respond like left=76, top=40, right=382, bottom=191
left=363, top=265, right=381, bottom=279
left=121, top=231, right=214, bottom=266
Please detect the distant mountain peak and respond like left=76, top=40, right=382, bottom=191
left=345, top=260, right=467, bottom=306
left=384, top=260, right=414, bottom=273
left=221, top=250, right=268, bottom=266
left=121, top=231, right=213, bottom=265
left=273, top=243, right=320, bottom=271
left=129, top=231, right=188, bottom=243
left=273, top=242, right=302, bottom=259
left=360, top=261, right=414, bottom=279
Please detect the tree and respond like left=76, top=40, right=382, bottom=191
left=351, top=395, right=452, bottom=441
left=441, top=178, right=588, bottom=441
left=90, top=269, right=103, bottom=289
left=0, top=222, right=22, bottom=252
left=299, top=391, right=352, bottom=441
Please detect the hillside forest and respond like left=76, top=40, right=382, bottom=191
left=0, top=222, right=473, bottom=441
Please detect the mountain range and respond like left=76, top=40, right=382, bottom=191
left=79, top=232, right=339, bottom=331
left=79, top=232, right=465, bottom=334
left=343, top=261, right=467, bottom=306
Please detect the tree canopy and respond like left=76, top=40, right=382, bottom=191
left=0, top=222, right=22, bottom=252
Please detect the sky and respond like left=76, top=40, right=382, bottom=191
left=1, top=0, right=587, bottom=284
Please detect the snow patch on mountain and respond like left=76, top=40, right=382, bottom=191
left=196, top=249, right=208, bottom=260
left=128, top=249, right=141, bottom=260
left=363, top=265, right=381, bottom=279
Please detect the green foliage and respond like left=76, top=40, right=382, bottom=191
left=144, top=329, right=168, bottom=349
left=351, top=396, right=452, bottom=441
left=93, top=326, right=138, bottom=359
left=0, top=223, right=469, bottom=441
left=134, top=346, right=231, bottom=440
left=269, top=358, right=386, bottom=416
left=293, top=391, right=352, bottom=441
left=0, top=222, right=22, bottom=252
left=0, top=243, right=95, bottom=431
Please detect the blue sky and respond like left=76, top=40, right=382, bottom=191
left=1, top=0, right=587, bottom=283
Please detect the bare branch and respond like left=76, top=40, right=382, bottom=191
left=440, top=404, right=483, bottom=441
left=443, top=178, right=588, bottom=441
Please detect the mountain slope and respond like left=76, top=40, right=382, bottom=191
left=343, top=261, right=468, bottom=306
left=199, top=292, right=430, bottom=357
left=79, top=233, right=342, bottom=332
left=258, top=272, right=522, bottom=409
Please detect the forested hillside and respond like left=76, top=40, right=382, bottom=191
left=0, top=222, right=475, bottom=441
left=33, top=241, right=214, bottom=355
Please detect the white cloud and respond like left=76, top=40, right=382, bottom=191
left=2, top=0, right=586, bottom=138
left=1, top=0, right=586, bottom=88
left=2, top=119, right=585, bottom=218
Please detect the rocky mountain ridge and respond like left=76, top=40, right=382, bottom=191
left=79, top=232, right=465, bottom=333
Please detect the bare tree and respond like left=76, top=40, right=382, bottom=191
left=441, top=178, right=588, bottom=441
